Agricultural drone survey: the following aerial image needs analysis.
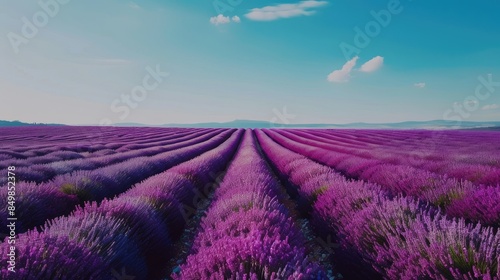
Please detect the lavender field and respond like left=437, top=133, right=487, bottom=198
left=0, top=126, right=499, bottom=280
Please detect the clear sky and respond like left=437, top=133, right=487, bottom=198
left=1, top=0, right=500, bottom=125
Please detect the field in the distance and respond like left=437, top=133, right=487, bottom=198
left=0, top=126, right=499, bottom=280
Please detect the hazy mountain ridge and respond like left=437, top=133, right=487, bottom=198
left=2, top=120, right=500, bottom=129
left=0, top=120, right=65, bottom=127
left=117, top=119, right=500, bottom=129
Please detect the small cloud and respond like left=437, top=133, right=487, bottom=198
left=465, top=100, right=478, bottom=107
left=327, top=56, right=359, bottom=83
left=76, top=58, right=131, bottom=66
left=232, top=16, right=241, bottom=23
left=128, top=2, right=140, bottom=9
left=210, top=14, right=231, bottom=25
left=414, top=82, right=426, bottom=88
left=482, top=104, right=499, bottom=111
left=210, top=14, right=241, bottom=25
left=359, top=56, right=384, bottom=73
left=245, top=1, right=328, bottom=21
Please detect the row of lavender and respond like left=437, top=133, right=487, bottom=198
left=0, top=130, right=201, bottom=178
left=297, top=129, right=500, bottom=185
left=271, top=129, right=500, bottom=226
left=309, top=128, right=500, bottom=163
left=0, top=129, right=189, bottom=165
left=0, top=126, right=498, bottom=279
left=173, top=130, right=326, bottom=279
left=2, top=129, right=207, bottom=175
left=1, top=129, right=217, bottom=184
left=256, top=129, right=500, bottom=279
left=0, top=129, right=243, bottom=279
left=0, top=127, right=184, bottom=177
left=0, top=129, right=232, bottom=236
left=0, top=126, right=189, bottom=155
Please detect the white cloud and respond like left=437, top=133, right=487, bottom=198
left=210, top=14, right=231, bottom=25
left=245, top=1, right=328, bottom=21
left=327, top=55, right=385, bottom=83
left=232, top=16, right=241, bottom=23
left=359, top=56, right=384, bottom=73
left=482, top=104, right=499, bottom=111
left=210, top=14, right=241, bottom=25
left=327, top=56, right=359, bottom=83
left=414, top=82, right=426, bottom=88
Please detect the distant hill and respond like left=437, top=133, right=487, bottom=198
left=2, top=119, right=499, bottom=129
left=0, top=120, right=65, bottom=127
left=115, top=120, right=500, bottom=129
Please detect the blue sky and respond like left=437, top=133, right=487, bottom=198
left=1, top=0, right=500, bottom=125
